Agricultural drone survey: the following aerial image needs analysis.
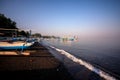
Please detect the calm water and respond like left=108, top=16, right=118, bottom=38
left=42, top=38, right=120, bottom=78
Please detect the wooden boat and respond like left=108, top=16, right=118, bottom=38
left=0, top=41, right=34, bottom=50
left=0, top=28, right=34, bottom=50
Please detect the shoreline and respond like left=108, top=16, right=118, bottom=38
left=0, top=41, right=118, bottom=80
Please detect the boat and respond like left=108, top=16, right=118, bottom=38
left=0, top=28, right=34, bottom=50
left=0, top=40, right=34, bottom=50
left=61, top=36, right=78, bottom=41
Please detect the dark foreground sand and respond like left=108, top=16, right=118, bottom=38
left=0, top=42, right=74, bottom=80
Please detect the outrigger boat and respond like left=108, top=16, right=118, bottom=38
left=0, top=40, right=34, bottom=50
left=0, top=28, right=34, bottom=50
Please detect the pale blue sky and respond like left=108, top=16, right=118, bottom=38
left=0, top=0, right=120, bottom=37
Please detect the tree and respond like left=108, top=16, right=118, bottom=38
left=0, top=13, right=17, bottom=29
left=18, top=30, right=30, bottom=37
left=0, top=13, right=30, bottom=37
left=0, top=13, right=18, bottom=37
left=32, top=33, right=41, bottom=37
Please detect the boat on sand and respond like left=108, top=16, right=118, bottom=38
left=0, top=41, right=34, bottom=50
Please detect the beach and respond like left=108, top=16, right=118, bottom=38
left=0, top=42, right=74, bottom=80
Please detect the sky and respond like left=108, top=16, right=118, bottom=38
left=0, top=0, right=120, bottom=38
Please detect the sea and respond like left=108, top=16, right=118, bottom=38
left=41, top=37, right=120, bottom=80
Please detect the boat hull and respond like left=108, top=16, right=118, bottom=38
left=0, top=46, right=30, bottom=50
left=0, top=41, right=33, bottom=50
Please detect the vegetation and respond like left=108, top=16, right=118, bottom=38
left=0, top=14, right=17, bottom=29
left=18, top=30, right=30, bottom=37
left=32, top=33, right=41, bottom=38
left=0, top=13, right=29, bottom=37
left=42, top=35, right=59, bottom=39
left=0, top=13, right=58, bottom=38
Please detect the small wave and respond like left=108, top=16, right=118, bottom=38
left=50, top=46, right=117, bottom=80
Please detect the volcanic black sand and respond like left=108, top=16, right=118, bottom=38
left=0, top=42, right=74, bottom=80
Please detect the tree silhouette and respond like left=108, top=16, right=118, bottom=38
left=0, top=13, right=30, bottom=37
left=0, top=14, right=17, bottom=29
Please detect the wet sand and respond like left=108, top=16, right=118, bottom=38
left=48, top=45, right=106, bottom=80
left=0, top=42, right=74, bottom=80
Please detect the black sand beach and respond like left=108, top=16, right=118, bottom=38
left=0, top=42, right=74, bottom=80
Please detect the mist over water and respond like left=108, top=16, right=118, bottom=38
left=43, top=37, right=120, bottom=78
